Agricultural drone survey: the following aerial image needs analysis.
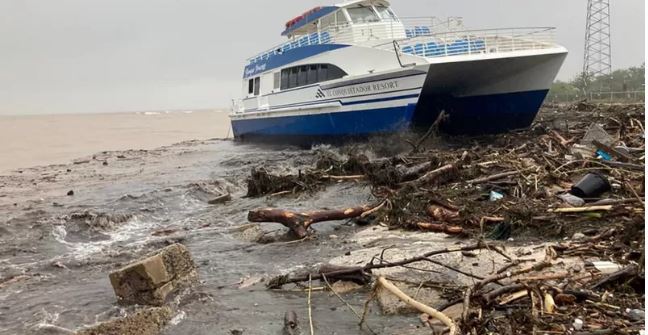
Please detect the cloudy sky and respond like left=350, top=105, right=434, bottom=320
left=0, top=0, right=644, bottom=115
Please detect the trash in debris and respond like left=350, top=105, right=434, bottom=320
left=582, top=123, right=614, bottom=147
left=590, top=261, right=622, bottom=274
left=596, top=149, right=613, bottom=161
left=573, top=318, right=584, bottom=330
left=627, top=309, right=645, bottom=321
left=558, top=193, right=585, bottom=207
left=489, top=191, right=504, bottom=202
left=570, top=144, right=596, bottom=159
left=570, top=173, right=611, bottom=198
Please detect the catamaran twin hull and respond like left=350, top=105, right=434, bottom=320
left=231, top=48, right=566, bottom=141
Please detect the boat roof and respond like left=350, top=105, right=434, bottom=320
left=281, top=0, right=391, bottom=36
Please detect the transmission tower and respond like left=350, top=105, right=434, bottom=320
left=583, top=0, right=612, bottom=91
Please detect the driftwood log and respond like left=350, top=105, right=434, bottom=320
left=248, top=205, right=375, bottom=238
left=416, top=222, right=464, bottom=235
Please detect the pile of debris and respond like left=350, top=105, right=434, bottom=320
left=246, top=103, right=645, bottom=334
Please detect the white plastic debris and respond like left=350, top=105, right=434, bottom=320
left=592, top=261, right=622, bottom=274
left=558, top=193, right=585, bottom=206
left=573, top=318, right=584, bottom=330
left=489, top=191, right=504, bottom=201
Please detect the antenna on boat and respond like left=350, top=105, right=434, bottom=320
left=583, top=0, right=612, bottom=93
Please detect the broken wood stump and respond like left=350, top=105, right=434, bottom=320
left=248, top=204, right=375, bottom=238
left=109, top=243, right=198, bottom=306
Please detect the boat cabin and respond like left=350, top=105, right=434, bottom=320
left=281, top=0, right=406, bottom=45
left=240, top=0, right=408, bottom=103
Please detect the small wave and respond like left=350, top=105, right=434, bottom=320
left=143, top=111, right=161, bottom=116
left=52, top=215, right=162, bottom=260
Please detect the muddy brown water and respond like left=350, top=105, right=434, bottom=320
left=0, top=139, right=437, bottom=335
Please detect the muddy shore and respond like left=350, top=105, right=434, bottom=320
left=0, top=103, right=644, bottom=334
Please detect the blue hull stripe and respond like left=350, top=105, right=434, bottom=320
left=243, top=91, right=421, bottom=113
left=233, top=90, right=550, bottom=138
left=233, top=104, right=417, bottom=137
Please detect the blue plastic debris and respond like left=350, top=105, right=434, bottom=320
left=596, top=149, right=612, bottom=161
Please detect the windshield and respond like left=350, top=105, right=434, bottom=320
left=375, top=5, right=397, bottom=21
left=346, top=6, right=380, bottom=23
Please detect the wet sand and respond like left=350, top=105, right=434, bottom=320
left=0, top=110, right=231, bottom=173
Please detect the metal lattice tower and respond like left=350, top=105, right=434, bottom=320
left=583, top=0, right=612, bottom=83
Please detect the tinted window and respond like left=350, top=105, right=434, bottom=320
left=327, top=65, right=346, bottom=81
left=317, top=64, right=329, bottom=82
left=254, top=77, right=260, bottom=95
left=297, top=66, right=308, bottom=86
left=248, top=79, right=254, bottom=94
left=279, top=64, right=347, bottom=90
left=289, top=67, right=298, bottom=88
left=281, top=70, right=289, bottom=89
left=307, top=65, right=318, bottom=84
left=273, top=72, right=281, bottom=89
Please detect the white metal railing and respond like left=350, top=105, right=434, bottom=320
left=381, top=27, right=557, bottom=59
left=245, top=18, right=557, bottom=65
left=245, top=17, right=463, bottom=64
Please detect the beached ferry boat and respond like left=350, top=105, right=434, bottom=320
left=230, top=0, right=567, bottom=141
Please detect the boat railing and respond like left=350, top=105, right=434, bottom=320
left=245, top=21, right=557, bottom=66
left=245, top=16, right=464, bottom=65
left=377, top=26, right=558, bottom=59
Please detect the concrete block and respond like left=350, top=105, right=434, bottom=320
left=109, top=243, right=197, bottom=306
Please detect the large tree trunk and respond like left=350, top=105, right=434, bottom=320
left=248, top=205, right=374, bottom=238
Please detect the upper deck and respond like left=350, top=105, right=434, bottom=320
left=243, top=0, right=560, bottom=78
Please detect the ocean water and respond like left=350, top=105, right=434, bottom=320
left=0, top=110, right=231, bottom=173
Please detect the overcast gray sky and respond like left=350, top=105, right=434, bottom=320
left=0, top=0, right=644, bottom=115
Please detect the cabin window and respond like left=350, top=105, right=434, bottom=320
left=289, top=67, right=299, bottom=88
left=317, top=64, right=329, bottom=82
left=273, top=72, right=281, bottom=90
left=297, top=66, right=308, bottom=86
left=336, top=11, right=349, bottom=25
left=281, top=70, right=289, bottom=89
left=327, top=65, right=346, bottom=81
left=320, top=14, right=335, bottom=29
left=280, top=64, right=347, bottom=90
left=253, top=77, right=260, bottom=95
left=347, top=5, right=380, bottom=24
left=307, top=65, right=318, bottom=85
left=375, top=5, right=397, bottom=21
left=248, top=79, right=254, bottom=95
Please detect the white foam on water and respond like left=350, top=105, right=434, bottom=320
left=143, top=111, right=161, bottom=116
left=51, top=215, right=163, bottom=260
left=169, top=310, right=186, bottom=326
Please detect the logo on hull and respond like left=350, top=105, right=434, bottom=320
left=315, top=88, right=326, bottom=99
